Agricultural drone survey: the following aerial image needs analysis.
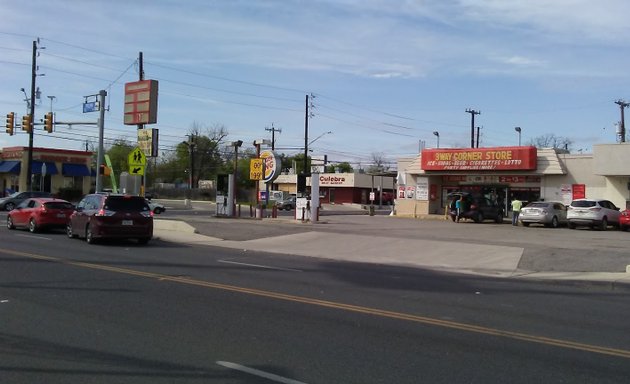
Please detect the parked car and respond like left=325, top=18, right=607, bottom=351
left=0, top=191, right=53, bottom=211
left=67, top=193, right=153, bottom=244
left=146, top=199, right=165, bottom=214
left=567, top=198, right=620, bottom=230
left=7, top=197, right=74, bottom=233
left=620, top=209, right=630, bottom=231
left=276, top=196, right=297, bottom=211
left=447, top=192, right=504, bottom=223
left=519, top=201, right=568, bottom=228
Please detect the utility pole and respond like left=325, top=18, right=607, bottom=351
left=476, top=126, right=481, bottom=148
left=465, top=108, right=480, bottom=148
left=304, top=95, right=309, bottom=176
left=614, top=100, right=629, bottom=143
left=265, top=123, right=281, bottom=151
left=95, top=90, right=107, bottom=193
left=26, top=40, right=38, bottom=191
left=185, top=134, right=196, bottom=191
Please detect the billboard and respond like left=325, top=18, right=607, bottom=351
left=137, top=128, right=159, bottom=157
left=124, top=80, right=159, bottom=125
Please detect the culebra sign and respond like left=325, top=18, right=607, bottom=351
left=421, top=146, right=537, bottom=171
left=318, top=174, right=354, bottom=187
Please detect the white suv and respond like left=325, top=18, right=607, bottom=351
left=567, top=199, right=621, bottom=230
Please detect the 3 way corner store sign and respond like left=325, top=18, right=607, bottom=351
left=128, top=147, right=147, bottom=175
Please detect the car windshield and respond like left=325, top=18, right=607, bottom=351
left=572, top=200, right=596, bottom=208
left=8, top=192, right=21, bottom=198
left=527, top=202, right=548, bottom=208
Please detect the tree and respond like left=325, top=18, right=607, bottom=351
left=326, top=161, right=353, bottom=173
left=367, top=152, right=390, bottom=173
left=164, top=122, right=230, bottom=187
left=529, top=134, right=573, bottom=152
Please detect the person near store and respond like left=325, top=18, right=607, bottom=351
left=455, top=196, right=462, bottom=222
left=511, top=197, right=523, bottom=226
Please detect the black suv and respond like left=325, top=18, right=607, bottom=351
left=448, top=192, right=504, bottom=223
left=67, top=194, right=153, bottom=244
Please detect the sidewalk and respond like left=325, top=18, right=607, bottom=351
left=152, top=212, right=630, bottom=290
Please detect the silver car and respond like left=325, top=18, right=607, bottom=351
left=519, top=201, right=568, bottom=228
left=567, top=198, right=620, bottom=230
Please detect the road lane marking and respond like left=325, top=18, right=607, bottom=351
left=15, top=234, right=52, bottom=241
left=3, top=247, right=630, bottom=360
left=218, top=259, right=303, bottom=272
left=216, top=361, right=308, bottom=384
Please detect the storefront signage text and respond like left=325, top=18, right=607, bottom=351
left=421, top=146, right=537, bottom=171
left=319, top=175, right=346, bottom=185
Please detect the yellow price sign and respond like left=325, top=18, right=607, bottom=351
left=250, top=158, right=264, bottom=180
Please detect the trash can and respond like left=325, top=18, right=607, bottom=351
left=255, top=206, right=263, bottom=219
left=369, top=205, right=375, bottom=216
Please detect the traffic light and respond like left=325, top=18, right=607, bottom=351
left=99, top=164, right=111, bottom=176
left=5, top=112, right=14, bottom=135
left=44, top=112, right=53, bottom=133
left=21, top=114, right=32, bottom=133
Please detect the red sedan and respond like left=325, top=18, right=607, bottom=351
left=620, top=210, right=630, bottom=231
left=7, top=197, right=75, bottom=233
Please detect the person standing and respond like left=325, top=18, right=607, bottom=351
left=511, top=197, right=522, bottom=226
left=455, top=196, right=462, bottom=222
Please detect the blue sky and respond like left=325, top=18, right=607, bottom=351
left=2, top=0, right=630, bottom=169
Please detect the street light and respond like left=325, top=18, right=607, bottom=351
left=433, top=131, right=440, bottom=148
left=47, top=95, right=56, bottom=112
left=309, top=131, right=332, bottom=146
left=515, top=127, right=522, bottom=146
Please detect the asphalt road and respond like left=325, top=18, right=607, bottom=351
left=1, top=225, right=630, bottom=383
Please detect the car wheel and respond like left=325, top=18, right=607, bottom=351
left=138, top=237, right=150, bottom=245
left=551, top=216, right=559, bottom=228
left=86, top=224, right=96, bottom=244
left=7, top=216, right=15, bottom=230
left=495, top=213, right=503, bottom=223
left=28, top=218, right=38, bottom=233
left=67, top=223, right=75, bottom=238
left=600, top=217, right=608, bottom=231
left=522, top=222, right=530, bottom=227
left=5, top=202, right=15, bottom=211
left=474, top=212, right=483, bottom=223
left=153, top=207, right=160, bottom=214
left=622, top=225, right=629, bottom=232
left=568, top=222, right=576, bottom=229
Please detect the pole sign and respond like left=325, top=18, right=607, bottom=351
left=124, top=80, right=159, bottom=125
left=250, top=158, right=264, bottom=180
left=138, top=128, right=159, bottom=157
left=260, top=150, right=281, bottom=182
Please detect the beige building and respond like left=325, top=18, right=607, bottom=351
left=270, top=172, right=395, bottom=205
left=396, top=144, right=630, bottom=218
left=0, top=146, right=93, bottom=196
